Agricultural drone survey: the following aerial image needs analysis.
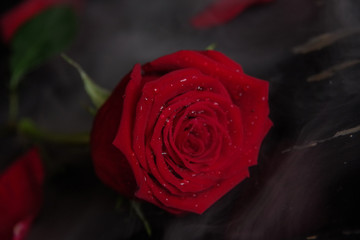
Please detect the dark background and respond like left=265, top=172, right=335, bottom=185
left=1, top=0, right=360, bottom=239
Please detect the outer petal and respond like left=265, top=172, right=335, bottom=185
left=0, top=148, right=43, bottom=240
left=112, top=64, right=147, bottom=191
left=91, top=71, right=137, bottom=197
left=191, top=0, right=274, bottom=29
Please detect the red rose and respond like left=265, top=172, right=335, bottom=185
left=0, top=148, right=44, bottom=240
left=91, top=50, right=272, bottom=214
left=191, top=0, right=274, bottom=29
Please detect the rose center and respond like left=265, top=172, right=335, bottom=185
left=176, top=118, right=213, bottom=158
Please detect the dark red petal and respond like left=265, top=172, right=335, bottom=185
left=145, top=166, right=249, bottom=214
left=191, top=0, right=274, bottom=29
left=0, top=148, right=43, bottom=240
left=113, top=64, right=147, bottom=189
left=143, top=50, right=243, bottom=80
left=91, top=69, right=137, bottom=197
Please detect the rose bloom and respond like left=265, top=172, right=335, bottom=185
left=91, top=50, right=272, bottom=214
left=0, top=148, right=44, bottom=240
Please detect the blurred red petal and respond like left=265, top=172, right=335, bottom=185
left=0, top=148, right=44, bottom=240
left=0, top=0, right=84, bottom=42
left=191, top=0, right=274, bottom=29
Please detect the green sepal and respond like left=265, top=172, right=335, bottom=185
left=61, top=53, right=110, bottom=109
left=131, top=200, right=152, bottom=237
left=205, top=43, right=216, bottom=50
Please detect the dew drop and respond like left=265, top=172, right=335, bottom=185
left=261, top=97, right=266, bottom=101
left=180, top=78, right=187, bottom=83
left=144, top=176, right=147, bottom=182
left=147, top=190, right=151, bottom=194
left=193, top=193, right=197, bottom=197
left=251, top=121, right=255, bottom=125
left=216, top=183, right=220, bottom=187
left=238, top=92, right=243, bottom=97
left=144, top=97, right=148, bottom=101
left=213, top=102, right=219, bottom=106
left=165, top=198, right=169, bottom=201
left=235, top=69, right=241, bottom=73
left=154, top=88, right=158, bottom=92
left=163, top=183, right=167, bottom=187
left=180, top=182, right=185, bottom=186
left=195, top=204, right=199, bottom=208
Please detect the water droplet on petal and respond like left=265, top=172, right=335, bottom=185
left=180, top=78, right=187, bottom=83
left=193, top=193, right=197, bottom=197
left=195, top=204, right=199, bottom=208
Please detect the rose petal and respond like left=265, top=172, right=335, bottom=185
left=0, top=148, right=43, bottom=240
left=91, top=69, right=137, bottom=197
left=191, top=0, right=274, bottom=29
left=0, top=0, right=84, bottom=42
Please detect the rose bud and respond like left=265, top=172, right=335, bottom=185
left=91, top=50, right=272, bottom=214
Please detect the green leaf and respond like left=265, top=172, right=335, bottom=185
left=10, top=6, right=77, bottom=90
left=17, top=118, right=90, bottom=144
left=61, top=53, right=110, bottom=109
left=131, top=200, right=152, bottom=237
